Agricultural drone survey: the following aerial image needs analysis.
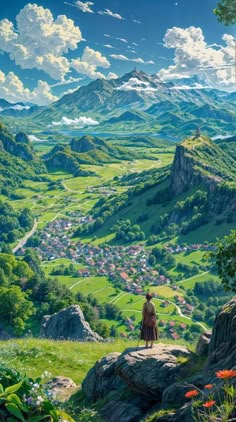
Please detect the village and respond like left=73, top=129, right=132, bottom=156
left=15, top=213, right=215, bottom=334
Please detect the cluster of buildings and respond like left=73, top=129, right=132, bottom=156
left=165, top=243, right=215, bottom=254
left=158, top=319, right=187, bottom=340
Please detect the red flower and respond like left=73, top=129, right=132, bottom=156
left=185, top=389, right=199, bottom=398
left=216, top=370, right=236, bottom=379
left=204, top=384, right=214, bottom=389
left=203, top=400, right=216, bottom=408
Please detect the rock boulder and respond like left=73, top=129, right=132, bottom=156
left=115, top=344, right=193, bottom=400
left=82, top=352, right=124, bottom=402
left=40, top=305, right=103, bottom=342
left=195, top=330, right=212, bottom=357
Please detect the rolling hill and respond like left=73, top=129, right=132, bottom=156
left=43, top=135, right=140, bottom=174
left=0, top=123, right=46, bottom=196
left=83, top=134, right=236, bottom=244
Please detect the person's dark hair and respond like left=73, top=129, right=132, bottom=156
left=146, top=293, right=153, bottom=301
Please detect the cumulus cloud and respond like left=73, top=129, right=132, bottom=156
left=98, top=9, right=124, bottom=20
left=71, top=46, right=110, bottom=79
left=52, top=116, right=99, bottom=126
left=0, top=71, right=58, bottom=105
left=82, top=46, right=110, bottom=68
left=107, top=72, right=118, bottom=79
left=65, top=1, right=94, bottom=13
left=110, top=54, right=155, bottom=65
left=0, top=4, right=82, bottom=80
left=158, top=26, right=235, bottom=91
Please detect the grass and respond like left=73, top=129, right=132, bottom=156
left=0, top=337, right=197, bottom=387
left=147, top=285, right=184, bottom=298
left=0, top=338, right=136, bottom=385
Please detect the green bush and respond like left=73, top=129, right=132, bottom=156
left=0, top=365, right=74, bottom=421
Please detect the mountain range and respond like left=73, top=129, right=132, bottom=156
left=0, top=70, right=235, bottom=137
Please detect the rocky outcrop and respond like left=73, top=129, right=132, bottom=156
left=82, top=352, right=125, bottom=402
left=115, top=345, right=193, bottom=400
left=41, top=305, right=103, bottom=342
left=170, top=136, right=236, bottom=197
left=195, top=330, right=212, bottom=357
left=70, top=136, right=97, bottom=153
left=82, top=344, right=194, bottom=422
left=80, top=297, right=236, bottom=422
left=207, top=297, right=236, bottom=368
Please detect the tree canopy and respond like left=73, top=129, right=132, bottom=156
left=214, top=0, right=236, bottom=25
left=210, top=230, right=236, bottom=293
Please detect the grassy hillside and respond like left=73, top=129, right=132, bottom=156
left=0, top=338, right=196, bottom=385
left=84, top=135, right=236, bottom=246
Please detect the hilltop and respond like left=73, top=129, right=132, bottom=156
left=44, top=135, right=141, bottom=174
left=0, top=123, right=46, bottom=197
left=83, top=134, right=236, bottom=245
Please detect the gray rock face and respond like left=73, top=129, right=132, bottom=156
left=101, top=400, right=143, bottom=422
left=40, top=305, right=102, bottom=342
left=207, top=297, right=236, bottom=368
left=196, top=330, right=212, bottom=357
left=82, top=352, right=124, bottom=402
left=115, top=344, right=193, bottom=400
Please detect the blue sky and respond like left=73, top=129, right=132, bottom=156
left=0, top=0, right=235, bottom=104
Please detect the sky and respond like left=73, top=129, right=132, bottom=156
left=0, top=0, right=235, bottom=105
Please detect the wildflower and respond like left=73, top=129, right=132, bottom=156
left=204, top=384, right=214, bottom=389
left=33, top=383, right=40, bottom=388
left=216, top=370, right=236, bottom=379
left=185, top=389, right=199, bottom=398
left=203, top=400, right=216, bottom=408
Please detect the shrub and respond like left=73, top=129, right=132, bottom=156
left=0, top=365, right=74, bottom=421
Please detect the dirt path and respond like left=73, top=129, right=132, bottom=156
left=13, top=219, right=38, bottom=253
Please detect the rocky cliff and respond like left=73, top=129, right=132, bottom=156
left=170, top=135, right=236, bottom=196
left=80, top=297, right=236, bottom=422
left=41, top=305, right=103, bottom=342
left=0, top=124, right=35, bottom=161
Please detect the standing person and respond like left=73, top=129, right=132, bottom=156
left=140, top=293, right=158, bottom=348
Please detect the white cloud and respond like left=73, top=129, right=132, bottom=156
left=171, top=83, right=211, bottom=90
left=110, top=54, right=155, bottom=65
left=71, top=46, right=110, bottom=79
left=116, top=78, right=157, bottom=95
left=132, top=19, right=141, bottom=24
left=0, top=4, right=82, bottom=80
left=65, top=1, right=94, bottom=13
left=50, top=77, right=83, bottom=88
left=104, top=34, right=128, bottom=43
left=28, top=135, right=48, bottom=142
left=82, top=46, right=110, bottom=68
left=103, top=44, right=114, bottom=49
left=52, top=116, right=99, bottom=126
left=158, top=26, right=235, bottom=91
left=118, top=38, right=128, bottom=44
left=0, top=71, right=58, bottom=105
left=98, top=9, right=124, bottom=20
left=110, top=54, right=129, bottom=61
left=107, top=72, right=118, bottom=79
left=71, top=59, right=105, bottom=79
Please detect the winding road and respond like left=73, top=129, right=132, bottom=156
left=13, top=219, right=38, bottom=254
